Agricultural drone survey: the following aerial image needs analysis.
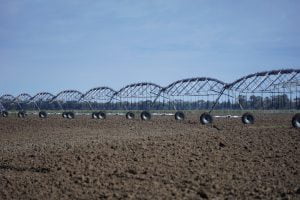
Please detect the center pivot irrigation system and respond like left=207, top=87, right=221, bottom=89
left=1, top=69, right=299, bottom=128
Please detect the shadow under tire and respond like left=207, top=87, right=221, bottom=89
left=126, top=112, right=135, bottom=120
left=18, top=111, right=27, bottom=118
left=1, top=111, right=8, bottom=117
left=97, top=112, right=106, bottom=120
left=292, top=113, right=300, bottom=128
left=141, top=111, right=151, bottom=121
left=67, top=112, right=75, bottom=119
left=200, top=112, right=213, bottom=125
left=241, top=112, right=254, bottom=124
left=39, top=111, right=47, bottom=118
left=175, top=111, right=185, bottom=121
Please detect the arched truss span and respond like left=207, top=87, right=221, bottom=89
left=162, top=77, right=227, bottom=110
left=27, top=92, right=55, bottom=111
left=52, top=90, right=83, bottom=102
left=222, top=69, right=300, bottom=110
left=79, top=87, right=117, bottom=110
left=51, top=90, right=84, bottom=111
left=163, top=77, right=226, bottom=96
left=15, top=93, right=32, bottom=103
left=112, top=82, right=163, bottom=110
left=115, top=82, right=163, bottom=98
left=0, top=94, right=30, bottom=111
left=80, top=87, right=116, bottom=103
left=0, top=95, right=14, bottom=111
left=13, top=93, right=33, bottom=111
left=29, top=92, right=55, bottom=102
left=226, top=69, right=300, bottom=92
left=0, top=94, right=15, bottom=103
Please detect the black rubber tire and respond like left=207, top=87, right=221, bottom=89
left=200, top=112, right=213, bottom=125
left=39, top=111, right=47, bottom=118
left=67, top=112, right=75, bottom=119
left=241, top=112, right=255, bottom=124
left=97, top=112, right=106, bottom=120
left=92, top=112, right=98, bottom=119
left=126, top=112, right=135, bottom=120
left=62, top=112, right=68, bottom=118
left=2, top=111, right=8, bottom=118
left=18, top=111, right=26, bottom=118
left=292, top=113, right=300, bottom=128
left=141, top=111, right=151, bottom=121
left=175, top=111, right=185, bottom=121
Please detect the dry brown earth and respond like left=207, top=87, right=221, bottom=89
left=0, top=114, right=300, bottom=199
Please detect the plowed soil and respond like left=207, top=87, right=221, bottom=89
left=0, top=114, right=300, bottom=199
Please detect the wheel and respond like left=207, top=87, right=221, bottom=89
left=175, top=111, right=185, bottom=121
left=200, top=112, right=213, bottom=125
left=241, top=112, right=254, bottom=124
left=62, top=112, right=68, bottom=118
left=126, top=112, right=135, bottom=120
left=18, top=111, right=26, bottom=118
left=39, top=111, right=47, bottom=118
left=141, top=111, right=151, bottom=121
left=92, top=112, right=98, bottom=119
left=67, top=112, right=75, bottom=119
left=292, top=113, right=300, bottom=128
left=97, top=112, right=106, bottom=120
left=1, top=111, right=8, bottom=117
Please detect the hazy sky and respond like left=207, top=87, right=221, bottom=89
left=1, top=0, right=299, bottom=95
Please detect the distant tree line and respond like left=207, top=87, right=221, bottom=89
left=1, top=94, right=299, bottom=111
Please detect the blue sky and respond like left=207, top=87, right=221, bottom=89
left=0, top=0, right=299, bottom=95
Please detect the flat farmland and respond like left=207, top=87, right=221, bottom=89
left=0, top=114, right=299, bottom=199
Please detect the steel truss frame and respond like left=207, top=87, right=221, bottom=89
left=162, top=77, right=226, bottom=111
left=1, top=68, right=299, bottom=116
left=0, top=102, right=4, bottom=112
left=0, top=94, right=16, bottom=111
left=51, top=90, right=84, bottom=110
left=112, top=82, right=163, bottom=110
left=0, top=94, right=15, bottom=103
left=79, top=87, right=116, bottom=110
left=28, top=92, right=55, bottom=111
left=222, top=69, right=300, bottom=111
left=0, top=94, right=32, bottom=111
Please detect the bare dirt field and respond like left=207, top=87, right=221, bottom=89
left=0, top=114, right=300, bottom=199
